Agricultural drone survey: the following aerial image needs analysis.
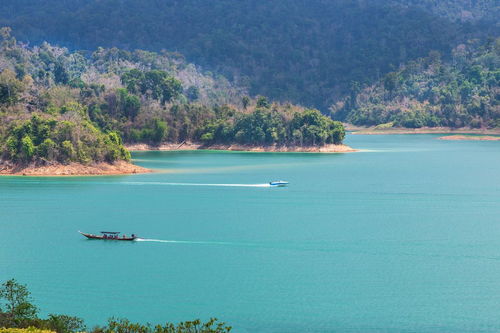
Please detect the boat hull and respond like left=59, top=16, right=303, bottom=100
left=270, top=181, right=289, bottom=187
left=79, top=232, right=137, bottom=241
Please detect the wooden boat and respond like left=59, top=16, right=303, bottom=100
left=79, top=231, right=137, bottom=241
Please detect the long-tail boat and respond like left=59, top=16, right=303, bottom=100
left=79, top=231, right=137, bottom=241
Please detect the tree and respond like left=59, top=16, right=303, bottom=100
left=0, top=69, right=24, bottom=105
left=256, top=96, right=270, bottom=108
left=45, top=314, right=86, bottom=333
left=0, top=27, right=16, bottom=48
left=383, top=72, right=399, bottom=92
left=0, top=279, right=38, bottom=324
left=60, top=140, right=76, bottom=162
left=121, top=69, right=144, bottom=94
left=468, top=65, right=483, bottom=84
left=142, top=70, right=167, bottom=99
left=104, top=317, right=231, bottom=333
left=54, top=62, right=69, bottom=85
left=186, top=86, right=200, bottom=101
left=151, top=118, right=168, bottom=144
left=37, top=138, right=57, bottom=160
left=20, top=136, right=35, bottom=162
left=242, top=96, right=250, bottom=109
left=117, top=89, right=141, bottom=119
left=160, top=76, right=183, bottom=104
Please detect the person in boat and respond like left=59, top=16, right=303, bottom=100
left=103, top=234, right=107, bottom=239
left=131, top=234, right=135, bottom=238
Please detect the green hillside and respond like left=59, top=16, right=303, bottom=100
left=331, top=38, right=500, bottom=128
left=1, top=0, right=497, bottom=110
left=0, top=28, right=344, bottom=165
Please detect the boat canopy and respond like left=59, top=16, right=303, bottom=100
left=100, top=231, right=120, bottom=234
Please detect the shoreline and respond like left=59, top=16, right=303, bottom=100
left=438, top=135, right=500, bottom=141
left=346, top=125, right=500, bottom=135
left=125, top=142, right=357, bottom=153
left=0, top=161, right=152, bottom=176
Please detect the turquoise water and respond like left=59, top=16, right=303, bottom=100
left=1, top=134, right=500, bottom=332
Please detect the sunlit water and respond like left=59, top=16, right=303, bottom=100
left=1, top=134, right=500, bottom=332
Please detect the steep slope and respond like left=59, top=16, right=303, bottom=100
left=0, top=0, right=496, bottom=111
left=331, top=39, right=500, bottom=128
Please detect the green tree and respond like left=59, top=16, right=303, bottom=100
left=117, top=88, right=141, bottom=119
left=0, top=279, right=38, bottom=324
left=54, top=62, right=69, bottom=84
left=256, top=96, right=270, bottom=108
left=0, top=69, right=24, bottom=105
left=186, top=86, right=200, bottom=101
left=121, top=69, right=144, bottom=94
left=37, top=138, right=57, bottom=160
left=20, top=136, right=35, bottom=162
left=104, top=317, right=231, bottom=333
left=45, top=314, right=86, bottom=333
left=60, top=140, right=76, bottom=162
left=383, top=72, right=399, bottom=92
left=151, top=118, right=168, bottom=144
left=6, top=136, right=18, bottom=159
left=242, top=96, right=250, bottom=109
left=160, top=76, right=183, bottom=104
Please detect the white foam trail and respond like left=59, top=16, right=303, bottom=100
left=136, top=238, right=247, bottom=246
left=122, top=181, right=272, bottom=188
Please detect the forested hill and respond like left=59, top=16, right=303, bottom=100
left=331, top=38, right=500, bottom=129
left=392, top=0, right=499, bottom=22
left=0, top=28, right=345, bottom=166
left=0, top=0, right=497, bottom=111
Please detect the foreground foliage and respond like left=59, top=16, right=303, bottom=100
left=0, top=328, right=55, bottom=333
left=0, top=279, right=231, bottom=333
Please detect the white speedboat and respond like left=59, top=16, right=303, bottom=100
left=269, top=180, right=289, bottom=187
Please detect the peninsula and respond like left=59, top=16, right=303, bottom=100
left=0, top=29, right=350, bottom=175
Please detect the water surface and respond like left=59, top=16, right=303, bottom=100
left=1, top=134, right=500, bottom=332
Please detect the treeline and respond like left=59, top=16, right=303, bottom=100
left=0, top=0, right=497, bottom=110
left=331, top=38, right=500, bottom=128
left=0, top=279, right=231, bottom=333
left=194, top=105, right=344, bottom=146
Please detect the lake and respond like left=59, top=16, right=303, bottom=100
left=1, top=134, right=500, bottom=332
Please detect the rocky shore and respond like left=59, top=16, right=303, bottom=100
left=126, top=142, right=357, bottom=153
left=0, top=160, right=151, bottom=176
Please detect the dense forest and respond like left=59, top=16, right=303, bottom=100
left=394, top=0, right=499, bottom=21
left=331, top=38, right=500, bottom=128
left=0, top=0, right=497, bottom=110
left=0, top=28, right=344, bottom=165
left=0, top=279, right=231, bottom=333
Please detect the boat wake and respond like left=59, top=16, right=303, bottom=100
left=135, top=238, right=251, bottom=246
left=122, top=181, right=272, bottom=188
